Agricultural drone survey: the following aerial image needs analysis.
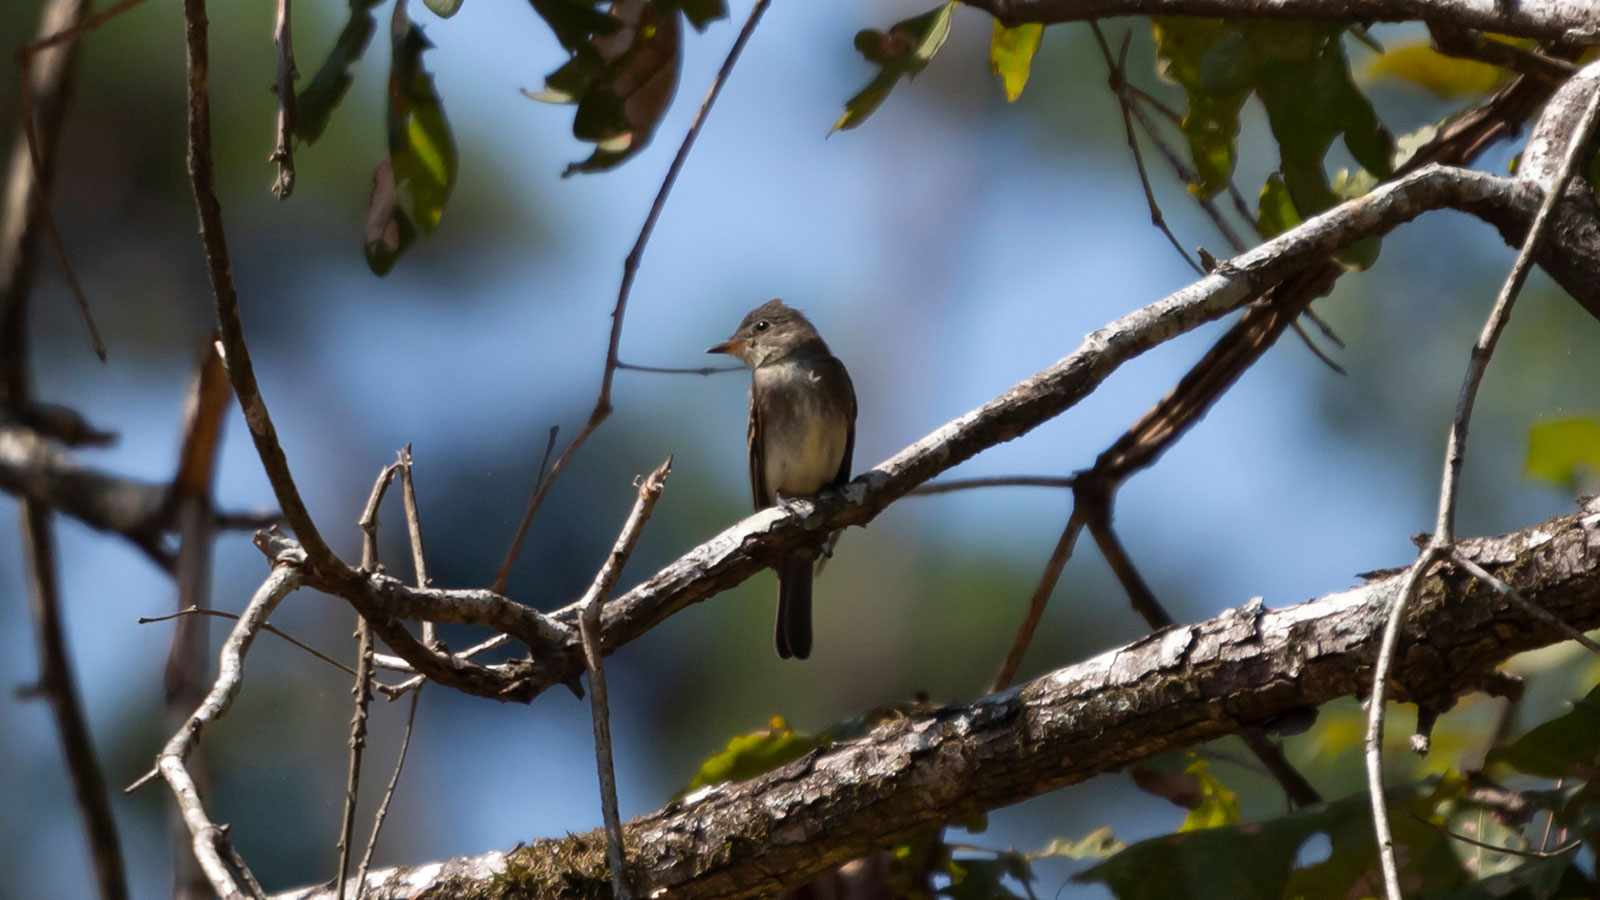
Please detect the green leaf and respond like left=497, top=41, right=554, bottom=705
left=1367, top=41, right=1507, bottom=98
left=681, top=717, right=817, bottom=793
left=1078, top=789, right=1458, bottom=900
left=1524, top=417, right=1600, bottom=491
left=1257, top=173, right=1299, bottom=238
left=1153, top=19, right=1393, bottom=237
left=388, top=15, right=456, bottom=231
left=1152, top=18, right=1252, bottom=199
left=366, top=8, right=457, bottom=275
left=1488, top=683, right=1600, bottom=778
left=295, top=0, right=384, bottom=144
left=422, top=0, right=467, bottom=17
left=832, top=2, right=957, bottom=133
left=1033, top=826, right=1126, bottom=861
left=1178, top=760, right=1240, bottom=832
left=989, top=21, right=1043, bottom=103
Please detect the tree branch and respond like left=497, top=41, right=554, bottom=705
left=256, top=161, right=1600, bottom=703
left=278, top=502, right=1600, bottom=900
left=963, top=0, right=1600, bottom=44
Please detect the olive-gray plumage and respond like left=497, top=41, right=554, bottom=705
left=708, top=299, right=856, bottom=659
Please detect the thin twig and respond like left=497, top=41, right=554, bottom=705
left=491, top=426, right=558, bottom=595
left=1406, top=810, right=1582, bottom=860
left=910, top=475, right=1076, bottom=495
left=991, top=507, right=1086, bottom=692
left=184, top=0, right=342, bottom=573
left=397, top=445, right=435, bottom=646
left=1436, top=83, right=1600, bottom=545
left=337, top=463, right=398, bottom=900
left=1301, top=305, right=1345, bottom=348
left=616, top=360, right=744, bottom=376
left=139, top=607, right=360, bottom=677
left=1451, top=551, right=1600, bottom=656
left=580, top=458, right=673, bottom=900
left=3, top=0, right=95, bottom=394
left=1091, top=24, right=1202, bottom=276
left=20, top=501, right=128, bottom=900
left=1427, top=21, right=1575, bottom=87
left=1085, top=514, right=1174, bottom=629
left=491, top=0, right=773, bottom=594
left=1289, top=319, right=1347, bottom=375
left=152, top=562, right=302, bottom=899
left=165, top=342, right=229, bottom=900
left=354, top=686, right=421, bottom=899
left=335, top=619, right=376, bottom=900
left=13, top=0, right=122, bottom=360
left=270, top=0, right=297, bottom=198
left=1367, top=71, right=1600, bottom=900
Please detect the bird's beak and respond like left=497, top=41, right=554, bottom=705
left=706, top=339, right=743, bottom=356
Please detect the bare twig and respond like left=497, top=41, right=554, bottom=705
left=1406, top=810, right=1583, bottom=860
left=153, top=560, right=303, bottom=899
left=4, top=0, right=98, bottom=390
left=1428, top=21, right=1575, bottom=86
left=991, top=508, right=1085, bottom=691
left=1084, top=512, right=1174, bottom=629
left=396, top=446, right=435, bottom=646
left=165, top=342, right=230, bottom=900
left=1452, top=551, right=1600, bottom=655
left=270, top=0, right=297, bottom=198
left=1288, top=319, right=1347, bottom=374
left=616, top=360, right=744, bottom=376
left=140, top=607, right=359, bottom=678
left=358, top=462, right=401, bottom=572
left=910, top=475, right=1076, bottom=495
left=491, top=426, right=558, bottom=595
left=1091, top=24, right=1202, bottom=275
left=354, top=686, right=422, bottom=899
left=337, top=464, right=397, bottom=900
left=335, top=619, right=376, bottom=900
left=1365, top=66, right=1600, bottom=900
left=183, top=0, right=342, bottom=572
left=580, top=458, right=673, bottom=900
left=12, top=0, right=114, bottom=361
left=491, top=0, right=773, bottom=593
left=20, top=501, right=128, bottom=900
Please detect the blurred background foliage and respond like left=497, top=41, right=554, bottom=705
left=1, top=0, right=1599, bottom=897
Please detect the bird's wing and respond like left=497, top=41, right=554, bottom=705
left=748, top=384, right=771, bottom=510
left=825, top=356, right=856, bottom=489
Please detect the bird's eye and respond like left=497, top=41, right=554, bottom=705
left=754, top=320, right=770, bottom=332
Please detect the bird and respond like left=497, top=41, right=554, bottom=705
left=707, top=299, right=856, bottom=659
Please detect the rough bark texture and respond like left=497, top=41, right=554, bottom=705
left=278, top=503, right=1600, bottom=900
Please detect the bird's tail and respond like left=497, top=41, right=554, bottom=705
left=775, top=555, right=813, bottom=660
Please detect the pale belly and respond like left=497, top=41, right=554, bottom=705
left=757, top=365, right=849, bottom=499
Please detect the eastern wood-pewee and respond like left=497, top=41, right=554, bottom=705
left=708, top=299, right=857, bottom=659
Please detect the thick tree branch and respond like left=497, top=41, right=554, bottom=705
left=279, top=503, right=1600, bottom=900
left=964, top=0, right=1600, bottom=44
